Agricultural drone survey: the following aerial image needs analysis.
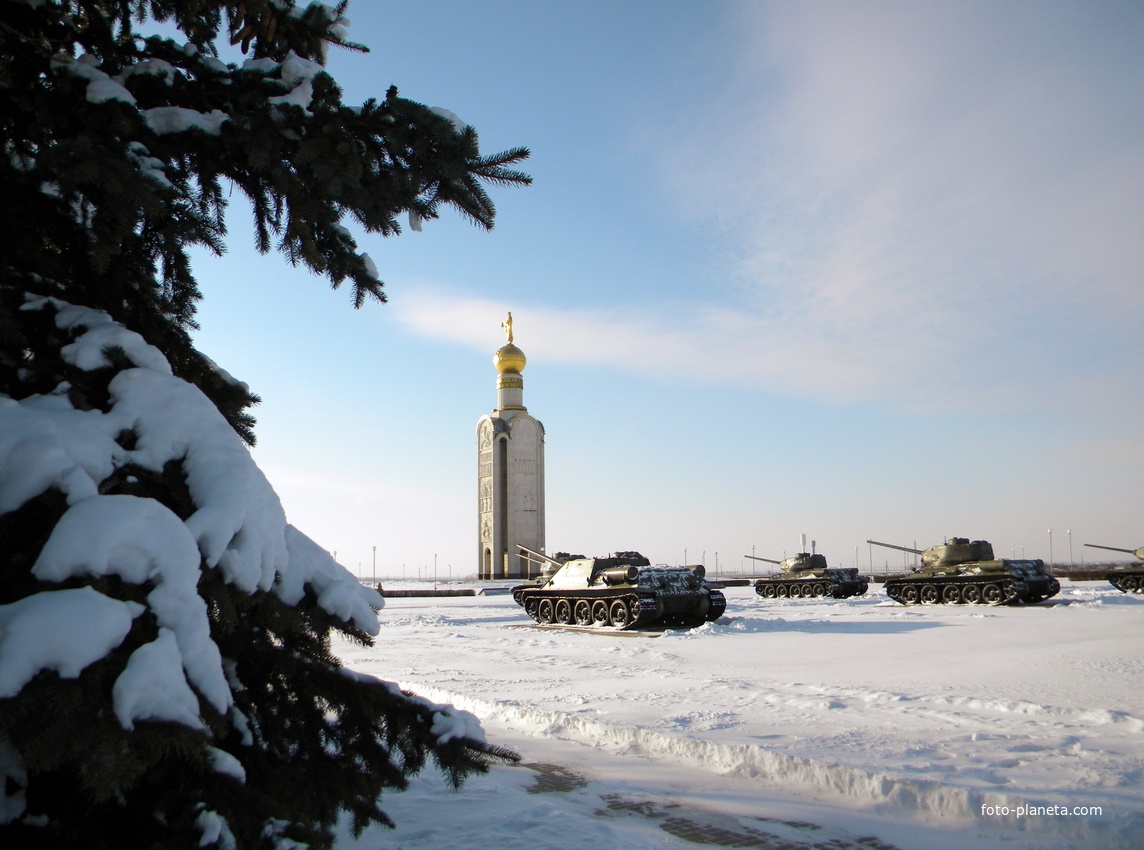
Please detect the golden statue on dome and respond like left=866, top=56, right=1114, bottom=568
left=494, top=312, right=526, bottom=375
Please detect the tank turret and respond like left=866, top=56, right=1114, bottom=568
left=747, top=549, right=868, bottom=600
left=511, top=547, right=725, bottom=630
left=1083, top=543, right=1144, bottom=593
left=867, top=537, right=1059, bottom=605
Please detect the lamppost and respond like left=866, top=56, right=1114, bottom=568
left=372, top=546, right=376, bottom=582
left=1048, top=529, right=1053, bottom=571
left=1067, top=529, right=1073, bottom=568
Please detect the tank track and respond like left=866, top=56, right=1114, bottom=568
left=516, top=588, right=725, bottom=630
left=884, top=574, right=1060, bottom=605
left=1107, top=570, right=1144, bottom=593
left=754, top=574, right=868, bottom=600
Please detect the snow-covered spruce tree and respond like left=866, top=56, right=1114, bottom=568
left=0, top=2, right=529, bottom=848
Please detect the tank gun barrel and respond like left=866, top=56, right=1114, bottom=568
left=867, top=539, right=924, bottom=555
left=1084, top=543, right=1137, bottom=555
left=1085, top=543, right=1144, bottom=561
left=517, top=545, right=562, bottom=567
left=743, top=554, right=782, bottom=565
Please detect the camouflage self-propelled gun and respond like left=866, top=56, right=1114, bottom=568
left=867, top=537, right=1060, bottom=605
left=511, top=547, right=726, bottom=630
left=1083, top=543, right=1144, bottom=593
left=747, top=552, right=868, bottom=599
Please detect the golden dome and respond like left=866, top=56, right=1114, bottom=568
left=494, top=343, right=526, bottom=375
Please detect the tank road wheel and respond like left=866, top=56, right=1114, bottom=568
left=920, top=585, right=939, bottom=604
left=813, top=582, right=829, bottom=597
left=573, top=599, right=592, bottom=626
left=776, top=584, right=790, bottom=598
left=1122, top=576, right=1140, bottom=592
left=901, top=585, right=920, bottom=604
left=554, top=599, right=573, bottom=625
left=524, top=598, right=539, bottom=620
left=790, top=584, right=804, bottom=598
left=537, top=599, right=555, bottom=624
left=608, top=599, right=632, bottom=628
left=942, top=584, right=963, bottom=604
left=982, top=583, right=1004, bottom=604
left=763, top=584, right=777, bottom=598
left=960, top=584, right=980, bottom=603
left=591, top=600, right=609, bottom=626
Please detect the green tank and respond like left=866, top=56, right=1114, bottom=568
left=747, top=552, right=868, bottom=599
left=867, top=537, right=1060, bottom=605
left=1083, top=543, right=1144, bottom=593
left=511, top=547, right=726, bottom=630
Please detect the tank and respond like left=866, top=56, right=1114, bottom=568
left=867, top=537, right=1060, bottom=605
left=511, top=547, right=726, bottom=630
left=747, top=552, right=868, bottom=599
left=1083, top=543, right=1144, bottom=593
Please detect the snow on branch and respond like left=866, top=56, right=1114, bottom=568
left=0, top=297, right=384, bottom=735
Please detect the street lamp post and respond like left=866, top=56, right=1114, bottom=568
left=1067, top=529, right=1073, bottom=568
left=1048, top=529, right=1053, bottom=572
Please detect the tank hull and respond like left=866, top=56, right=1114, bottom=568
left=754, top=568, right=868, bottom=600
left=513, top=585, right=726, bottom=629
left=885, top=562, right=1060, bottom=605
left=1107, top=568, right=1144, bottom=593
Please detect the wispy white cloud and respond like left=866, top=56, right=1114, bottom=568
left=395, top=289, right=948, bottom=406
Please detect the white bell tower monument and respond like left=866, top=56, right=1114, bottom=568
left=476, top=313, right=546, bottom=579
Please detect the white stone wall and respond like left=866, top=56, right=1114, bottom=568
left=506, top=415, right=544, bottom=577
left=476, top=411, right=544, bottom=579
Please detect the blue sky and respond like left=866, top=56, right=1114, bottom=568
left=189, top=1, right=1143, bottom=578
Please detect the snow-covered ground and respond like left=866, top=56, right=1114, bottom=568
left=333, top=579, right=1143, bottom=850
